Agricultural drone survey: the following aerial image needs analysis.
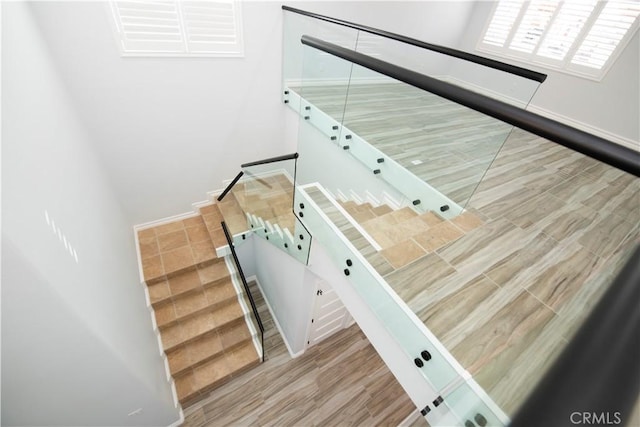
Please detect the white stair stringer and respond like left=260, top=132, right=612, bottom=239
left=223, top=256, right=264, bottom=361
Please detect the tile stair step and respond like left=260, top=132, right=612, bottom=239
left=350, top=209, right=378, bottom=223
left=372, top=204, right=393, bottom=216
left=155, top=284, right=239, bottom=330
left=138, top=214, right=219, bottom=283
left=160, top=298, right=247, bottom=352
left=147, top=258, right=232, bottom=307
left=166, top=317, right=255, bottom=376
left=175, top=340, right=260, bottom=406
left=215, top=193, right=250, bottom=236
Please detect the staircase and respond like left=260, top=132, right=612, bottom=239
left=137, top=203, right=260, bottom=407
left=305, top=185, right=484, bottom=273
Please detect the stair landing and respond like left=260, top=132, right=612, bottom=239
left=137, top=204, right=260, bottom=407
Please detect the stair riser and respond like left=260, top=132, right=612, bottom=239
left=161, top=313, right=249, bottom=353
left=157, top=294, right=239, bottom=330
left=168, top=334, right=257, bottom=378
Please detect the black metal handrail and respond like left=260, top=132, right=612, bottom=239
left=283, top=5, right=547, bottom=83
left=217, top=153, right=300, bottom=202
left=301, top=35, right=640, bottom=177
left=221, top=221, right=265, bottom=362
left=217, top=171, right=244, bottom=202
left=241, top=153, right=299, bottom=168
left=510, top=244, right=640, bottom=426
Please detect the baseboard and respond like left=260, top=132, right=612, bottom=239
left=167, top=394, right=184, bottom=427
left=526, top=104, right=639, bottom=151
left=398, top=409, right=422, bottom=427
left=134, top=211, right=200, bottom=232
left=285, top=77, right=392, bottom=89
left=224, top=256, right=264, bottom=359
left=249, top=275, right=305, bottom=359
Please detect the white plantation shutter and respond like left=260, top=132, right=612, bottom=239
left=110, top=0, right=243, bottom=56
left=537, top=1, right=597, bottom=60
left=571, top=1, right=640, bottom=69
left=482, top=0, right=525, bottom=47
left=509, top=0, right=559, bottom=53
left=477, top=0, right=640, bottom=79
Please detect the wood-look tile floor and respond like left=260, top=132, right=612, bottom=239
left=298, top=83, right=514, bottom=207
left=183, top=281, right=425, bottom=427
left=294, top=83, right=639, bottom=418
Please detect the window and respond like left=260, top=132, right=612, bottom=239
left=477, top=0, right=640, bottom=79
left=110, top=0, right=244, bottom=57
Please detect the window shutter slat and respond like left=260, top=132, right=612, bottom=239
left=111, top=0, right=243, bottom=56
left=482, top=0, right=525, bottom=47
left=509, top=0, right=559, bottom=53
left=536, top=1, right=597, bottom=60
left=571, top=1, right=640, bottom=69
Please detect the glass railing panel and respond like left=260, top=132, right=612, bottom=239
left=283, top=11, right=360, bottom=119
left=295, top=39, right=509, bottom=215
left=339, top=59, right=515, bottom=211
left=349, top=33, right=541, bottom=108
left=226, top=158, right=312, bottom=264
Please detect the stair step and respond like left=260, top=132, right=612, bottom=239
left=155, top=279, right=239, bottom=329
left=372, top=204, right=393, bottom=216
left=160, top=299, right=246, bottom=352
left=138, top=214, right=218, bottom=283
left=199, top=204, right=230, bottom=249
left=175, top=340, right=260, bottom=406
left=167, top=317, right=255, bottom=376
left=148, top=258, right=232, bottom=306
left=412, top=220, right=465, bottom=253
left=450, top=210, right=485, bottom=232
left=216, top=193, right=250, bottom=236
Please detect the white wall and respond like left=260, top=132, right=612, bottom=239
left=28, top=1, right=293, bottom=225
left=1, top=3, right=178, bottom=425
left=27, top=1, right=479, bottom=227
left=457, top=1, right=640, bottom=145
left=252, top=236, right=316, bottom=356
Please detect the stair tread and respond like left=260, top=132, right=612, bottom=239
left=217, top=193, right=250, bottom=236
left=156, top=279, right=240, bottom=328
left=160, top=299, right=246, bottom=351
left=176, top=340, right=260, bottom=404
left=167, top=319, right=255, bottom=376
left=138, top=214, right=220, bottom=283
left=149, top=259, right=232, bottom=306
